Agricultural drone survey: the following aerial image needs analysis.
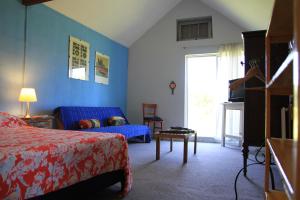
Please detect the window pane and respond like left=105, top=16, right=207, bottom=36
left=177, top=16, right=212, bottom=41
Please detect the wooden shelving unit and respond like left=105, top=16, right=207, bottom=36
left=266, top=52, right=294, bottom=95
left=266, top=190, right=289, bottom=200
left=268, top=138, right=297, bottom=197
left=265, top=0, right=300, bottom=200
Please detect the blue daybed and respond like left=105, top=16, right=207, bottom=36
left=54, top=106, right=151, bottom=143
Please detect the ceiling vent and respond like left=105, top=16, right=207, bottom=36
left=177, top=16, right=213, bottom=41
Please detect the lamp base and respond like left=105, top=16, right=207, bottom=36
left=24, top=102, right=31, bottom=118
left=24, top=114, right=31, bottom=119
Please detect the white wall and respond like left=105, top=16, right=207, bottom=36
left=127, top=0, right=245, bottom=128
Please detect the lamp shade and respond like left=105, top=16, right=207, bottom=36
left=19, top=88, right=37, bottom=102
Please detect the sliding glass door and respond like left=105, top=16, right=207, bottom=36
left=185, top=54, right=218, bottom=138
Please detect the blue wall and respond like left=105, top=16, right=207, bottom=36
left=0, top=0, right=128, bottom=115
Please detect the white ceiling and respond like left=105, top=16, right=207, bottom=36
left=200, top=0, right=274, bottom=31
left=45, top=0, right=181, bottom=47
left=44, top=0, right=274, bottom=47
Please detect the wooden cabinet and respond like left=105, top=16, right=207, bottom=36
left=264, top=0, right=300, bottom=199
left=242, top=31, right=266, bottom=175
left=22, top=115, right=54, bottom=129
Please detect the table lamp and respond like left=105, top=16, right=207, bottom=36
left=19, top=88, right=37, bottom=118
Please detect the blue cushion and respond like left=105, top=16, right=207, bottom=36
left=81, top=124, right=151, bottom=143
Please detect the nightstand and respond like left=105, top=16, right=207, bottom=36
left=21, top=115, right=54, bottom=129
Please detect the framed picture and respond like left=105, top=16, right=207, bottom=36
left=68, top=36, right=90, bottom=81
left=95, top=52, right=110, bottom=84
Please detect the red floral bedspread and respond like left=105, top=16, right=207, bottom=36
left=0, top=126, right=132, bottom=199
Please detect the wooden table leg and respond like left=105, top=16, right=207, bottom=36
left=183, top=137, right=188, bottom=163
left=170, top=138, right=173, bottom=152
left=156, top=136, right=160, bottom=160
left=242, top=143, right=249, bottom=176
left=194, top=133, right=197, bottom=154
left=221, top=104, right=226, bottom=147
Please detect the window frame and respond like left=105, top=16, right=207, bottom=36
left=177, top=16, right=213, bottom=41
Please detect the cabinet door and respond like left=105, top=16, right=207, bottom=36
left=243, top=30, right=266, bottom=146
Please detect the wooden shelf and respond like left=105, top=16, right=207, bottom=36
left=265, top=190, right=288, bottom=200
left=22, top=0, right=52, bottom=6
left=245, top=87, right=265, bottom=92
left=266, top=0, right=293, bottom=42
left=267, top=138, right=297, bottom=198
left=266, top=51, right=294, bottom=95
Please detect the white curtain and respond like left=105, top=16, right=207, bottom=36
left=215, top=43, right=244, bottom=139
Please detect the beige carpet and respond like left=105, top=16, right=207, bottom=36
left=95, top=141, right=280, bottom=200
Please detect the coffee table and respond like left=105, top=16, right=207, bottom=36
left=155, top=129, right=197, bottom=164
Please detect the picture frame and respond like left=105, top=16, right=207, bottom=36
left=95, top=52, right=110, bottom=84
left=68, top=36, right=90, bottom=81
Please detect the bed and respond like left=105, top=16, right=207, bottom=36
left=0, top=112, right=132, bottom=199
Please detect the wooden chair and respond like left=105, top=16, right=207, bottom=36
left=142, top=103, right=163, bottom=133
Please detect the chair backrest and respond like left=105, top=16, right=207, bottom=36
left=142, top=103, right=158, bottom=118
